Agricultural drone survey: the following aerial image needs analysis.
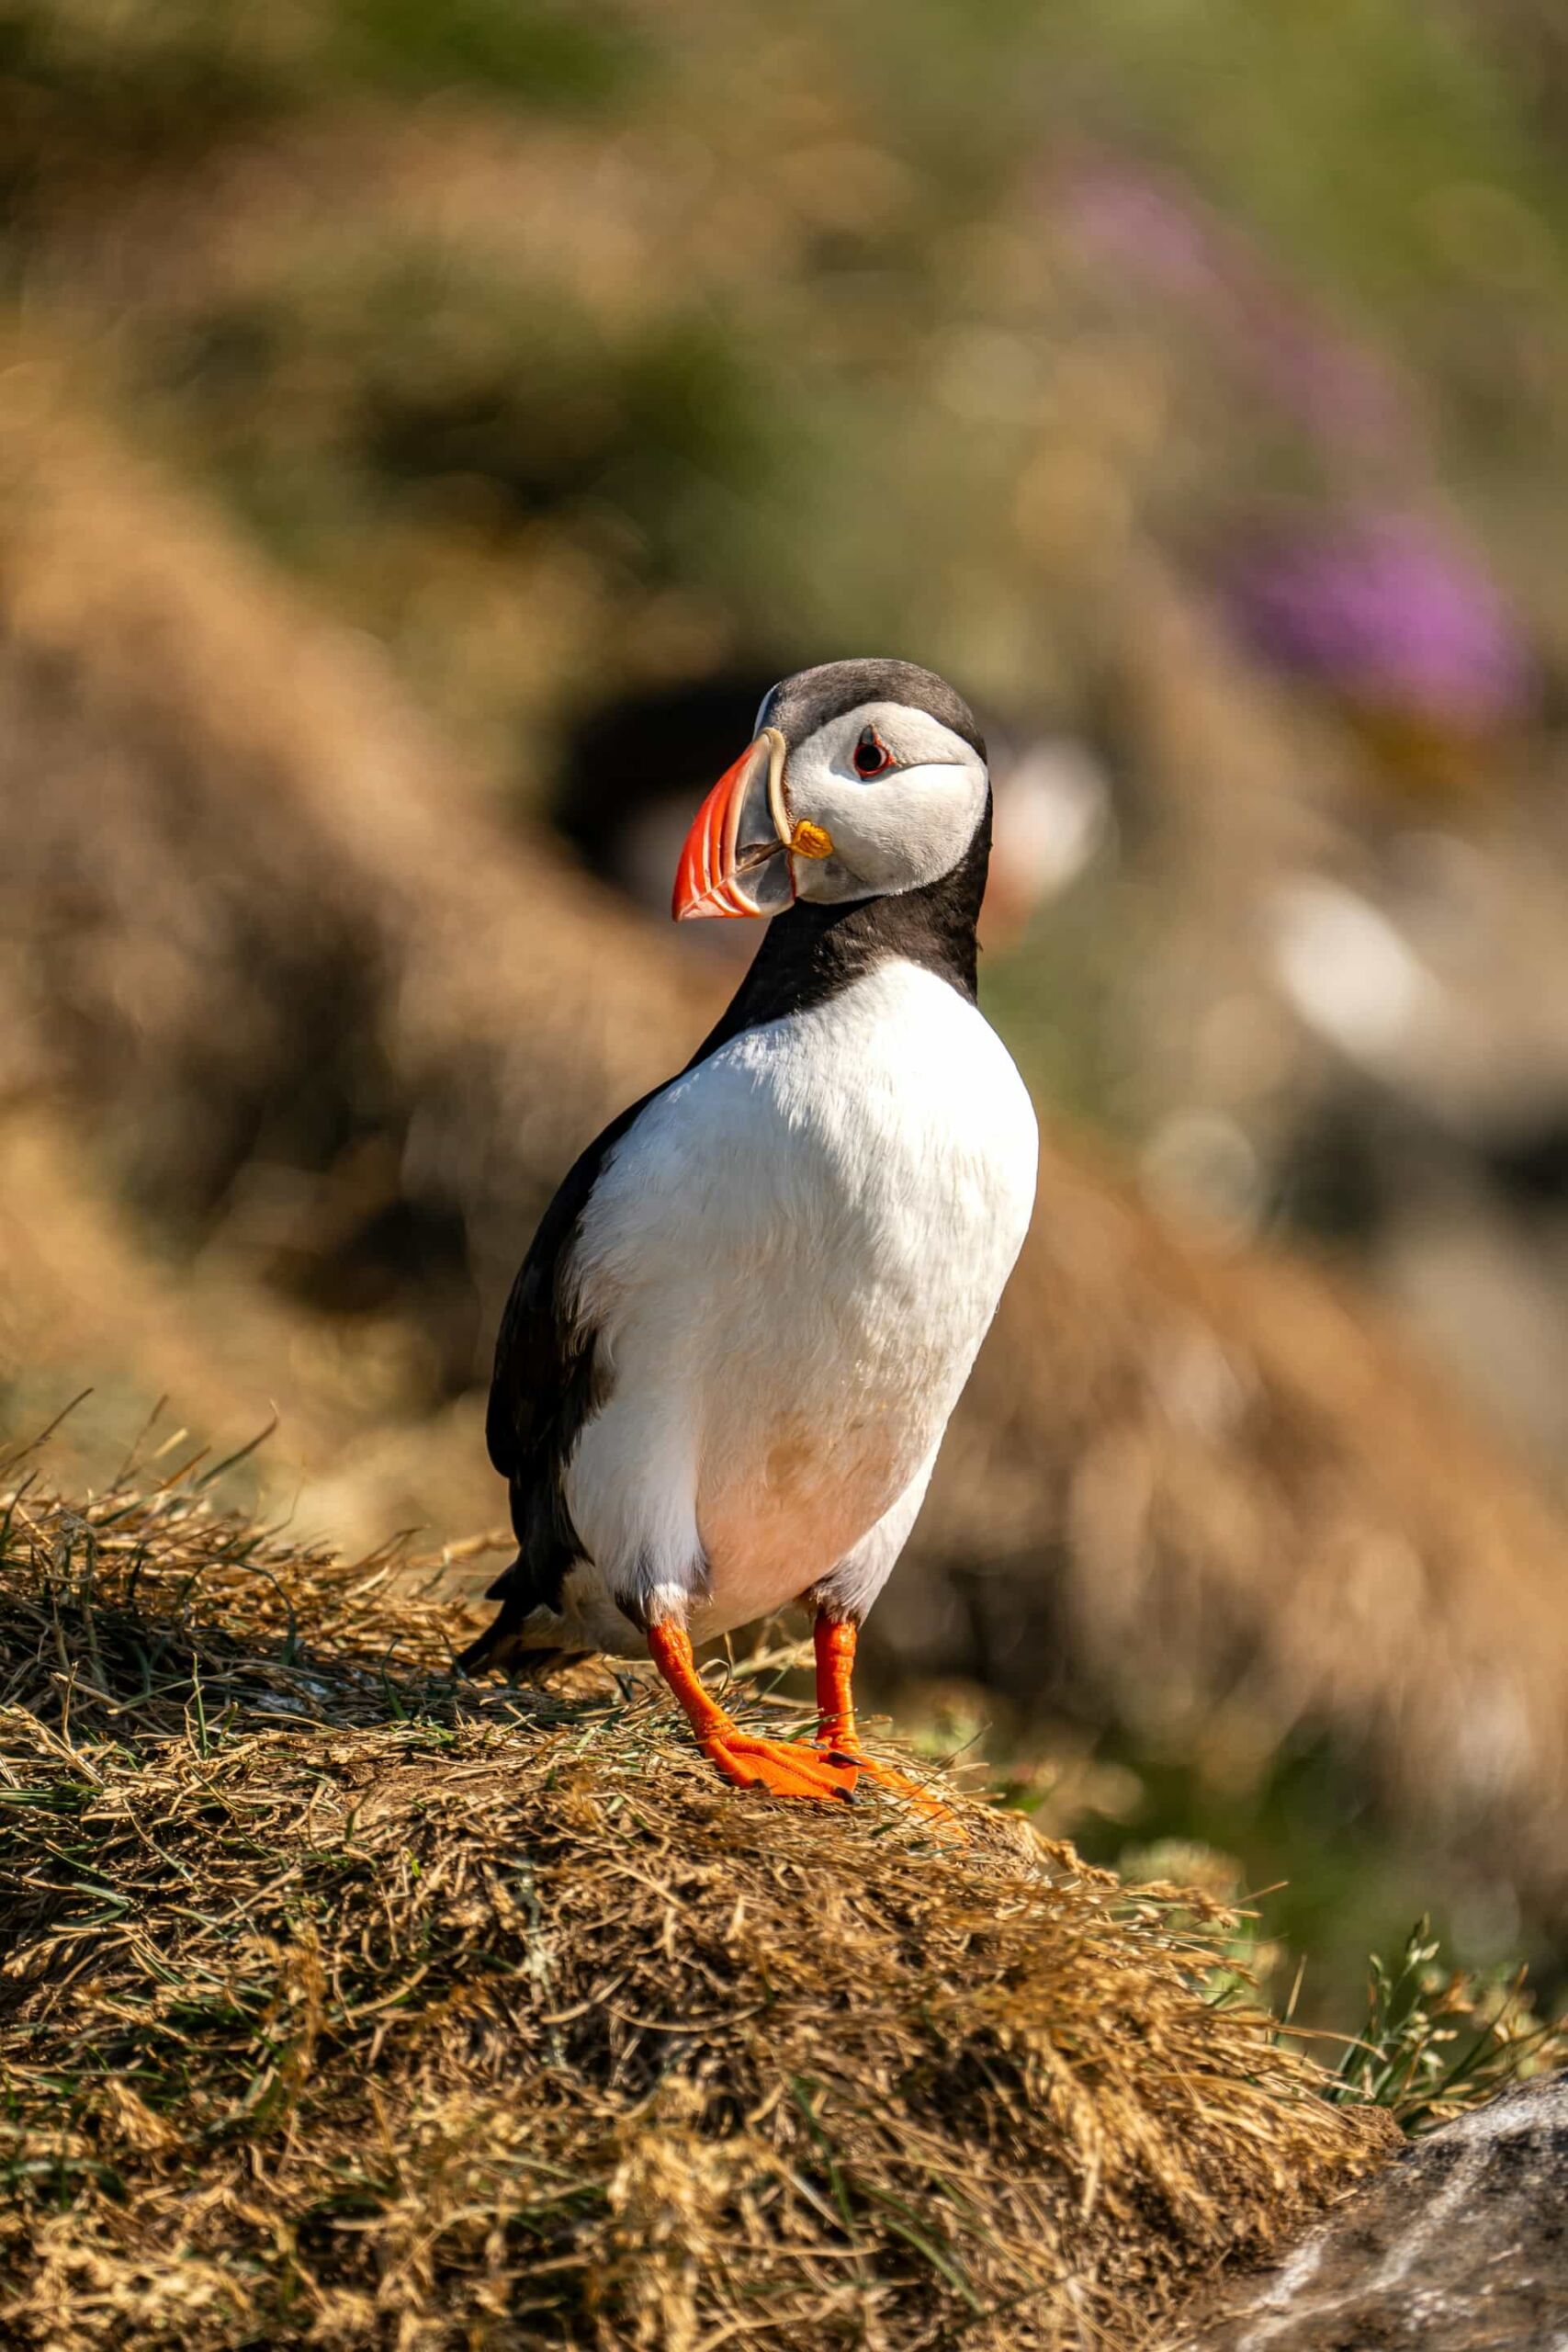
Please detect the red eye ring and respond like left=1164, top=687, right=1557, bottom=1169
left=852, top=725, right=894, bottom=778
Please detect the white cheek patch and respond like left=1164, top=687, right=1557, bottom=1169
left=780, top=701, right=988, bottom=902
left=807, top=761, right=987, bottom=898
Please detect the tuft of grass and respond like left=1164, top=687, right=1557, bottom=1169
left=1325, top=1916, right=1568, bottom=2135
left=0, top=1471, right=1398, bottom=2350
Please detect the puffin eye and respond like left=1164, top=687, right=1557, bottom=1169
left=852, top=725, right=894, bottom=778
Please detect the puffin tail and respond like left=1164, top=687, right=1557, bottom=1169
left=455, top=1612, right=516, bottom=1678
left=457, top=1555, right=588, bottom=1680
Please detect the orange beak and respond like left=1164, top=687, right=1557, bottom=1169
left=672, top=728, right=792, bottom=922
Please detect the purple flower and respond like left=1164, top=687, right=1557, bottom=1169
left=1224, top=516, right=1533, bottom=728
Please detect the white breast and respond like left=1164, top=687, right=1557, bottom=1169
left=562, top=961, right=1037, bottom=1640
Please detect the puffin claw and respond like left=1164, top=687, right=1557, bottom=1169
left=819, top=1743, right=964, bottom=1840
left=700, top=1730, right=859, bottom=1804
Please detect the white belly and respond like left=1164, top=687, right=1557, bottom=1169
left=561, top=960, right=1037, bottom=1640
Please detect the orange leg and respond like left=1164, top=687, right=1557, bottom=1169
left=813, top=1613, right=962, bottom=1835
left=813, top=1614, right=862, bottom=1756
left=648, top=1623, right=857, bottom=1804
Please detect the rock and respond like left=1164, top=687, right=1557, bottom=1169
left=1182, top=2073, right=1568, bottom=2348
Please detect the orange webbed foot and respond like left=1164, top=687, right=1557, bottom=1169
left=701, top=1730, right=859, bottom=1804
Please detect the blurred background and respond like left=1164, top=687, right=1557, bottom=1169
left=5, top=0, right=1568, bottom=2028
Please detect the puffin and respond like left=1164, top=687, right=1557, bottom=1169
left=462, top=659, right=1038, bottom=1811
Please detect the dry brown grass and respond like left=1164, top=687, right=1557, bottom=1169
left=0, top=1469, right=1396, bottom=2352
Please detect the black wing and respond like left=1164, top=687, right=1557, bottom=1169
left=461, top=943, right=818, bottom=1675
left=460, top=1091, right=658, bottom=1672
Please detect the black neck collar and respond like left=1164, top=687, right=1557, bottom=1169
left=686, top=797, right=990, bottom=1068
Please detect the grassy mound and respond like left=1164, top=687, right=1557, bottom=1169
left=0, top=1478, right=1395, bottom=2350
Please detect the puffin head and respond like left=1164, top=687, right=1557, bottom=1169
left=671, top=658, right=988, bottom=922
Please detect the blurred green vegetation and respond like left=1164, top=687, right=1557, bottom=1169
left=0, top=0, right=640, bottom=141
left=6, top=0, right=1565, bottom=765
